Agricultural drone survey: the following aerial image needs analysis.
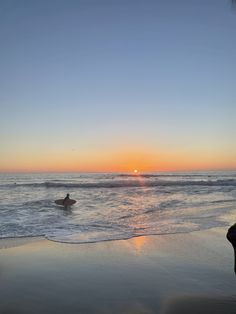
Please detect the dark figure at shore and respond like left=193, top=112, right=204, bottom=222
left=63, top=193, right=70, bottom=205
left=226, top=223, right=236, bottom=274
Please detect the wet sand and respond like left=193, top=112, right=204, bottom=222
left=0, top=228, right=236, bottom=314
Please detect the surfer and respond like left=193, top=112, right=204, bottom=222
left=55, top=194, right=76, bottom=207
left=63, top=193, right=70, bottom=205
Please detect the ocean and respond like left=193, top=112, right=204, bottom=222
left=0, top=171, right=236, bottom=244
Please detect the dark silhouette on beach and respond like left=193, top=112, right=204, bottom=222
left=226, top=223, right=236, bottom=274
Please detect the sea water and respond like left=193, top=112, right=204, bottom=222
left=0, top=171, right=236, bottom=243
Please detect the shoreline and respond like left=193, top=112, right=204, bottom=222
left=1, top=227, right=236, bottom=313
left=0, top=223, right=232, bottom=247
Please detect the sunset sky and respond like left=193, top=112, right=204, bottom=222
left=1, top=0, right=236, bottom=172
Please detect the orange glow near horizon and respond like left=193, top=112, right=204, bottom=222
left=1, top=146, right=236, bottom=173
left=0, top=160, right=236, bottom=175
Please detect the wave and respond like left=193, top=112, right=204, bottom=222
left=3, top=178, right=236, bottom=189
left=0, top=220, right=229, bottom=245
left=118, top=173, right=236, bottom=178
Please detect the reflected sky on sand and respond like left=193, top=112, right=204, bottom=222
left=0, top=229, right=235, bottom=314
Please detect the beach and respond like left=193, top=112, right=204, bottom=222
left=1, top=227, right=236, bottom=314
left=1, top=0, right=236, bottom=311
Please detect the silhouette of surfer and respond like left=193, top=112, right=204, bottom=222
left=226, top=223, right=236, bottom=274
left=63, top=193, right=70, bottom=205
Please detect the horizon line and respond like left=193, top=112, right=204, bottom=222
left=0, top=168, right=235, bottom=174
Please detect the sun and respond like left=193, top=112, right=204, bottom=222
left=133, top=169, right=138, bottom=174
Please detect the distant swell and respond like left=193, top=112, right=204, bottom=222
left=118, top=173, right=236, bottom=178
left=5, top=179, right=236, bottom=189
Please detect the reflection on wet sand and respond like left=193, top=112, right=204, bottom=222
left=130, top=236, right=147, bottom=253
left=0, top=229, right=235, bottom=314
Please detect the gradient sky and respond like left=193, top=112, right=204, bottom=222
left=1, top=0, right=236, bottom=172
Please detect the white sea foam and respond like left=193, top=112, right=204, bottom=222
left=0, top=172, right=236, bottom=243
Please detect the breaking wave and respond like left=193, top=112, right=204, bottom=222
left=5, top=178, right=236, bottom=189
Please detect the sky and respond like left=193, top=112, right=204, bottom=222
left=0, top=0, right=236, bottom=172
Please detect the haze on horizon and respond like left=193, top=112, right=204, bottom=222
left=1, top=0, right=236, bottom=173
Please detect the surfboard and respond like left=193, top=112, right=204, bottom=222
left=55, top=199, right=76, bottom=206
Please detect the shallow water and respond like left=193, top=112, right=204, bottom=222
left=0, top=171, right=236, bottom=243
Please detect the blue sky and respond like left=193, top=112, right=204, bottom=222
left=1, top=0, right=236, bottom=171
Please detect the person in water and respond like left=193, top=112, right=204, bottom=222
left=63, top=193, right=70, bottom=205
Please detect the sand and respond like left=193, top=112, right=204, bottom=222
left=0, top=228, right=236, bottom=314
